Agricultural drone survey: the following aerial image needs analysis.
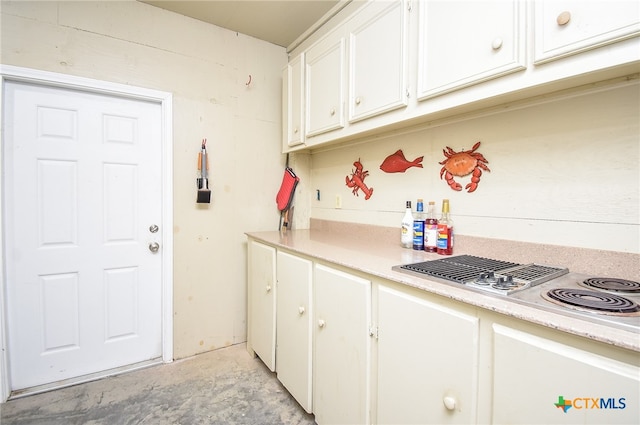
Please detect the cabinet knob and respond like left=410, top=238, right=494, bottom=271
left=293, top=127, right=298, bottom=134
left=298, top=306, right=305, bottom=315
left=318, top=319, right=326, bottom=328
left=266, top=285, right=272, bottom=292
left=491, top=37, right=503, bottom=50
left=329, top=108, right=336, bottom=116
left=557, top=11, right=571, bottom=26
left=355, top=97, right=361, bottom=105
left=443, top=396, right=456, bottom=411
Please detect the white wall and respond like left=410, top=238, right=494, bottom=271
left=306, top=79, right=640, bottom=254
left=1, top=1, right=287, bottom=358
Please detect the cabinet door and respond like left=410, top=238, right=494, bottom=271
left=534, top=0, right=640, bottom=64
left=305, top=29, right=346, bottom=137
left=284, top=53, right=304, bottom=150
left=376, top=285, right=480, bottom=424
left=276, top=251, right=313, bottom=413
left=492, top=324, right=640, bottom=424
left=314, top=264, right=372, bottom=425
left=417, top=0, right=526, bottom=100
left=247, top=240, right=276, bottom=371
left=348, top=0, right=408, bottom=123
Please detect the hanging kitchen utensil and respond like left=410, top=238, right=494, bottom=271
left=276, top=153, right=299, bottom=230
left=196, top=139, right=211, bottom=203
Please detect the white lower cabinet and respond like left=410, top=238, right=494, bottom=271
left=313, top=264, right=372, bottom=425
left=247, top=240, right=639, bottom=424
left=376, top=284, right=480, bottom=424
left=275, top=251, right=313, bottom=413
left=247, top=240, right=276, bottom=371
left=492, top=323, right=640, bottom=425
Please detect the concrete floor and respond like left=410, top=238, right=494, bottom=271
left=0, top=343, right=316, bottom=425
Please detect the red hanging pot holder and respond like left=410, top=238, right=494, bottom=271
left=276, top=167, right=299, bottom=212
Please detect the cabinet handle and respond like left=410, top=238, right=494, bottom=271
left=329, top=108, right=335, bottom=116
left=491, top=37, right=503, bottom=50
left=266, top=285, right=272, bottom=292
left=318, top=319, right=326, bottom=328
left=556, top=11, right=571, bottom=26
left=443, top=396, right=456, bottom=411
left=355, top=97, right=361, bottom=105
left=298, top=306, right=305, bottom=315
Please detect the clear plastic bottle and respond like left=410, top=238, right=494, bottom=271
left=413, top=199, right=425, bottom=250
left=401, top=201, right=413, bottom=249
left=424, top=201, right=438, bottom=252
left=436, top=199, right=454, bottom=255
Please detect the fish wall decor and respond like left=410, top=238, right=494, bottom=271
left=346, top=159, right=374, bottom=199
left=380, top=150, right=424, bottom=173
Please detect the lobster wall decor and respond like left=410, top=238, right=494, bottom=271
left=346, top=158, right=374, bottom=199
left=439, top=141, right=490, bottom=193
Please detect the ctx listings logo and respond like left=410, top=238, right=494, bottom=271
left=554, top=395, right=627, bottom=413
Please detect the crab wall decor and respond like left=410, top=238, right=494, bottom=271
left=439, top=141, right=490, bottom=193
left=345, top=158, right=374, bottom=199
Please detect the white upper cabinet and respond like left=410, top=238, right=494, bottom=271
left=305, top=27, right=346, bottom=138
left=534, top=0, right=640, bottom=64
left=283, top=0, right=639, bottom=151
left=348, top=0, right=409, bottom=122
left=417, top=0, right=526, bottom=100
left=283, top=53, right=304, bottom=149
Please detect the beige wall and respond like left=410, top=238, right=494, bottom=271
left=304, top=78, right=640, bottom=254
left=1, top=1, right=287, bottom=358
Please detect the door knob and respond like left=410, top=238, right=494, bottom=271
left=149, top=224, right=159, bottom=233
left=148, top=242, right=160, bottom=253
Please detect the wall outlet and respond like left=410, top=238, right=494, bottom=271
left=335, top=194, right=342, bottom=209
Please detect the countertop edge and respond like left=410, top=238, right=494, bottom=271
left=246, top=230, right=640, bottom=353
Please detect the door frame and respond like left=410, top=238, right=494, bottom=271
left=0, top=64, right=174, bottom=402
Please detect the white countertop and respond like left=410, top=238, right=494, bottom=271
left=247, top=228, right=640, bottom=353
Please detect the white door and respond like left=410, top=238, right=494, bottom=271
left=3, top=80, right=163, bottom=391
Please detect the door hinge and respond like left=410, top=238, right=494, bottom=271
left=369, top=325, right=378, bottom=339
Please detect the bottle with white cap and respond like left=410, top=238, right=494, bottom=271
left=401, top=201, right=413, bottom=248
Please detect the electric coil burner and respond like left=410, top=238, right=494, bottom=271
left=542, top=288, right=640, bottom=316
left=579, top=277, right=640, bottom=294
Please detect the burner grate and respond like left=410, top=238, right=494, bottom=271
left=395, top=255, right=569, bottom=295
left=582, top=278, right=640, bottom=293
left=398, top=255, right=519, bottom=284
left=545, top=288, right=640, bottom=315
left=502, top=264, right=570, bottom=286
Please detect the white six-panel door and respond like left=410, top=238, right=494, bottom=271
left=3, top=80, right=163, bottom=391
